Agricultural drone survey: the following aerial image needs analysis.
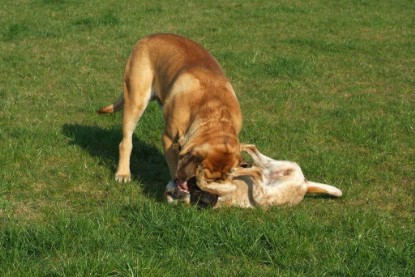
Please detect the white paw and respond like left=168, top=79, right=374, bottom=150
left=115, top=173, right=131, bottom=183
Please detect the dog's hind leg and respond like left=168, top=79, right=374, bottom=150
left=115, top=52, right=154, bottom=183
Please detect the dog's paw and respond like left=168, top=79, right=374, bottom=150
left=115, top=173, right=131, bottom=183
left=226, top=171, right=234, bottom=180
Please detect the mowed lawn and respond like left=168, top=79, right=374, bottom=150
left=1, top=0, right=414, bottom=275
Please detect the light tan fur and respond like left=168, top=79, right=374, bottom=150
left=98, top=34, right=242, bottom=184
left=165, top=144, right=342, bottom=208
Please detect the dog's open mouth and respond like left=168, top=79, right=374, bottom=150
left=175, top=179, right=189, bottom=192
left=167, top=177, right=218, bottom=207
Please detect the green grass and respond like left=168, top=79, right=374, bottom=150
left=1, top=0, right=414, bottom=275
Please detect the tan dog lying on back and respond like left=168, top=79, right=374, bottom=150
left=166, top=144, right=342, bottom=208
left=98, top=34, right=242, bottom=190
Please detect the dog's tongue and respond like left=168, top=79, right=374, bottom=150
left=176, top=179, right=189, bottom=192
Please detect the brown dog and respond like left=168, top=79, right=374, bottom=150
left=98, top=34, right=242, bottom=190
left=165, top=144, right=342, bottom=208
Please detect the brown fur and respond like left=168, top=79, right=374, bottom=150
left=98, top=34, right=242, bottom=183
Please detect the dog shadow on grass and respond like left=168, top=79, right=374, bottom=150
left=62, top=124, right=170, bottom=201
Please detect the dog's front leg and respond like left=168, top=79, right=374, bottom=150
left=240, top=144, right=274, bottom=168
left=163, top=133, right=178, bottom=180
left=228, top=166, right=263, bottom=181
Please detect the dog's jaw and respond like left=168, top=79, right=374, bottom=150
left=165, top=180, right=190, bottom=204
left=176, top=179, right=189, bottom=192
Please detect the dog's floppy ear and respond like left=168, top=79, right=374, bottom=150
left=176, top=144, right=209, bottom=181
left=191, top=145, right=209, bottom=160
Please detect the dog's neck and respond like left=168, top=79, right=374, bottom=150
left=181, top=121, right=211, bottom=147
left=172, top=121, right=210, bottom=152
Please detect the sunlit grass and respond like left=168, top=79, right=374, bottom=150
left=1, top=0, right=414, bottom=275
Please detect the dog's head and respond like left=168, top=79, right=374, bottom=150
left=176, top=142, right=242, bottom=181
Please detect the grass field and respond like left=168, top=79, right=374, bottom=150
left=1, top=0, right=414, bottom=275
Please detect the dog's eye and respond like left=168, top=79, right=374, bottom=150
left=240, top=162, right=251, bottom=168
left=179, top=152, right=191, bottom=159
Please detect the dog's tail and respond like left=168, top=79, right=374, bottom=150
left=306, top=181, right=342, bottom=197
left=97, top=95, right=123, bottom=114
